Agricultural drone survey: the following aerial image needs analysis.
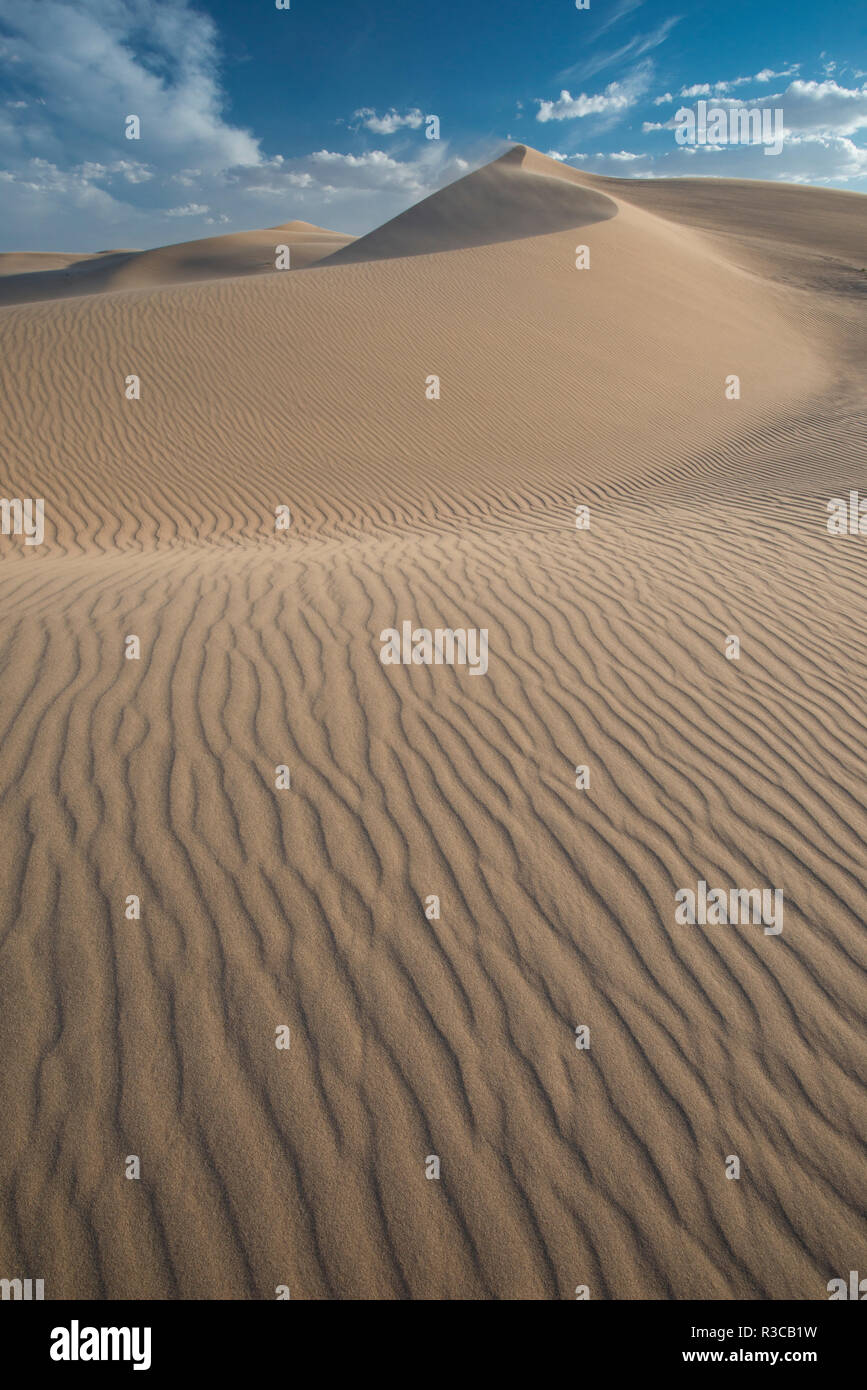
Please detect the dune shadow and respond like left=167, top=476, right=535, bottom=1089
left=0, top=251, right=139, bottom=307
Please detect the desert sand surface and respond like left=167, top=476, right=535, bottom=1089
left=0, top=144, right=864, bottom=1299
left=0, top=219, right=353, bottom=307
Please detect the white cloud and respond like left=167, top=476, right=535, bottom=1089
left=0, top=0, right=263, bottom=245
left=751, top=67, right=798, bottom=83
left=537, top=77, right=642, bottom=123
left=594, top=0, right=645, bottom=38
left=0, top=0, right=474, bottom=248
left=781, top=79, right=867, bottom=135
left=590, top=130, right=867, bottom=184
left=0, top=0, right=260, bottom=170
left=552, top=150, right=655, bottom=174
left=352, top=107, right=424, bottom=134
left=676, top=67, right=800, bottom=100
left=307, top=146, right=470, bottom=197
left=591, top=63, right=867, bottom=185
left=772, top=132, right=867, bottom=180
left=658, top=79, right=867, bottom=142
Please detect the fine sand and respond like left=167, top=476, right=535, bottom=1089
left=0, top=145, right=864, bottom=1299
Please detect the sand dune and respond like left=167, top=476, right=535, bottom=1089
left=0, top=250, right=138, bottom=276
left=0, top=219, right=353, bottom=307
left=324, top=144, right=618, bottom=262
left=0, top=146, right=864, bottom=1299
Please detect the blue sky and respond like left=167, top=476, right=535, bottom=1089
left=0, top=0, right=864, bottom=251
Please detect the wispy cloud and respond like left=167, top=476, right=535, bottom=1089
left=593, top=0, right=646, bottom=38
left=558, top=15, right=680, bottom=83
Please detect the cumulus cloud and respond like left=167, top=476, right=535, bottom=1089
left=0, top=0, right=472, bottom=248
left=352, top=108, right=425, bottom=134
left=550, top=150, right=655, bottom=175
left=776, top=132, right=867, bottom=181
left=734, top=66, right=800, bottom=86
left=756, top=67, right=796, bottom=82
left=781, top=79, right=867, bottom=135
left=607, top=128, right=867, bottom=184
left=0, top=0, right=260, bottom=170
left=580, top=62, right=866, bottom=185
left=652, top=78, right=867, bottom=142
left=0, top=0, right=262, bottom=245
left=536, top=72, right=648, bottom=123
left=675, top=67, right=801, bottom=100
left=308, top=147, right=469, bottom=195
left=548, top=136, right=867, bottom=183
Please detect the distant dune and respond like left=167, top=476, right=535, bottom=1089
left=0, top=219, right=354, bottom=306
left=0, top=146, right=864, bottom=1300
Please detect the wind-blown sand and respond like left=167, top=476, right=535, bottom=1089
left=0, top=145, right=864, bottom=1299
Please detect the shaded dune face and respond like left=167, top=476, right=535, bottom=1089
left=323, top=149, right=618, bottom=263
left=0, top=147, right=865, bottom=1301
